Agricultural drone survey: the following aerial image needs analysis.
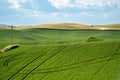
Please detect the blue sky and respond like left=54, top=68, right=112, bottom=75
left=0, top=0, right=120, bottom=26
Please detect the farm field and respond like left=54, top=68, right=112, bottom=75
left=0, top=26, right=120, bottom=80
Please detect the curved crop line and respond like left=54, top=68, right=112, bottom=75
left=3, top=55, right=39, bottom=67
left=3, top=54, right=23, bottom=67
left=3, top=59, right=9, bottom=67
left=0, top=47, right=37, bottom=79
left=21, top=46, right=65, bottom=80
left=7, top=47, right=49, bottom=80
left=89, top=45, right=120, bottom=80
left=2, top=47, right=36, bottom=67
left=3, top=56, right=26, bottom=67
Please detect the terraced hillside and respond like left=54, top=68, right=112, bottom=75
left=0, top=27, right=120, bottom=80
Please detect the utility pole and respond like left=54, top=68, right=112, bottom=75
left=9, top=25, right=14, bottom=45
left=11, top=25, right=14, bottom=45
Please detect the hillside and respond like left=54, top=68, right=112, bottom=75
left=15, top=23, right=120, bottom=30
left=0, top=24, right=9, bottom=30
left=0, top=41, right=120, bottom=80
left=0, top=25, right=120, bottom=80
left=93, top=24, right=120, bottom=30
left=0, top=28, right=120, bottom=44
left=15, top=23, right=89, bottom=30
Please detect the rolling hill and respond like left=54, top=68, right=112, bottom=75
left=0, top=40, right=120, bottom=80
left=15, top=23, right=120, bottom=30
left=15, top=23, right=89, bottom=30
left=0, top=23, right=120, bottom=80
left=0, top=24, right=9, bottom=30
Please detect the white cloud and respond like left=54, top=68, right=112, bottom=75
left=48, top=0, right=120, bottom=9
left=7, top=0, right=20, bottom=9
left=7, top=0, right=27, bottom=9
left=48, top=0, right=72, bottom=9
left=7, top=0, right=38, bottom=16
left=7, top=0, right=43, bottom=17
left=64, top=14, right=72, bottom=18
left=21, top=0, right=27, bottom=3
left=102, top=13, right=109, bottom=18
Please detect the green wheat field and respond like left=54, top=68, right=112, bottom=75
left=0, top=24, right=120, bottom=80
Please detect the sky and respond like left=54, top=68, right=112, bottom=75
left=0, top=0, right=120, bottom=26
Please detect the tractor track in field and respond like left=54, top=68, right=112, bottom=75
left=40, top=53, right=120, bottom=71
left=89, top=45, right=120, bottom=80
left=34, top=57, right=120, bottom=74
left=7, top=46, right=64, bottom=80
left=3, top=55, right=24, bottom=67
left=0, top=46, right=37, bottom=78
left=21, top=46, right=66, bottom=80
left=20, top=52, right=120, bottom=74
left=0, top=46, right=33, bottom=60
left=0, top=46, right=37, bottom=79
left=37, top=45, right=78, bottom=80
left=3, top=55, right=41, bottom=67
left=7, top=50, right=49, bottom=80
left=3, top=47, right=37, bottom=67
left=3, top=59, right=9, bottom=67
left=39, top=44, right=79, bottom=70
left=3, top=45, right=120, bottom=79
left=38, top=45, right=78, bottom=80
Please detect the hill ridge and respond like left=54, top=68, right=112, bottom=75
left=1, top=23, right=120, bottom=30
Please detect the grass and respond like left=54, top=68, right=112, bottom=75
left=0, top=27, right=120, bottom=80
